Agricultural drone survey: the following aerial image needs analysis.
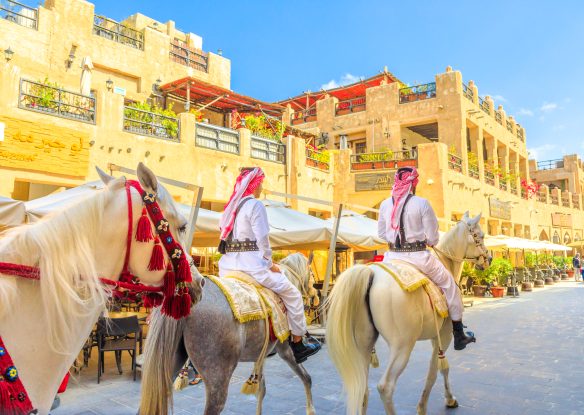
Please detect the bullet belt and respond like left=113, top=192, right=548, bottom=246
left=388, top=241, right=427, bottom=252
left=224, top=239, right=259, bottom=253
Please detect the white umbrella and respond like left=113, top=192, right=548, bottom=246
left=325, top=210, right=386, bottom=251
left=0, top=196, right=26, bottom=228
left=80, top=56, right=93, bottom=96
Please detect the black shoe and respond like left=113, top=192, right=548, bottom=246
left=452, top=321, right=476, bottom=351
left=290, top=335, right=321, bottom=363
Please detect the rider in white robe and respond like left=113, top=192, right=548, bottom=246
left=218, top=167, right=320, bottom=363
left=377, top=167, right=476, bottom=351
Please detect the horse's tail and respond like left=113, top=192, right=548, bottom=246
left=326, top=265, right=377, bottom=415
left=139, top=308, right=185, bottom=415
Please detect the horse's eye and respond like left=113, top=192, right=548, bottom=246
left=178, top=224, right=187, bottom=234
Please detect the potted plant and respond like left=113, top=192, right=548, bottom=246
left=472, top=266, right=494, bottom=297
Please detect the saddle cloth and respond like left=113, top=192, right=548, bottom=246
left=370, top=261, right=449, bottom=318
left=206, top=272, right=290, bottom=342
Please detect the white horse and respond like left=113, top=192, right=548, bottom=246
left=0, top=163, right=203, bottom=414
left=326, top=212, right=488, bottom=415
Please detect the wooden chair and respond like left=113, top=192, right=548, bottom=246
left=96, top=316, right=140, bottom=384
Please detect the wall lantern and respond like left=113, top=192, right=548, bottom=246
left=67, top=52, right=75, bottom=68
left=106, top=78, right=114, bottom=91
left=4, top=47, right=14, bottom=61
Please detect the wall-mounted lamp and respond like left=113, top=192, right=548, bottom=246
left=217, top=48, right=223, bottom=56
left=106, top=78, right=113, bottom=91
left=220, top=163, right=228, bottom=171
left=126, top=148, right=132, bottom=153
left=4, top=47, right=14, bottom=62
left=145, top=151, right=151, bottom=157
left=89, top=140, right=95, bottom=146
left=427, top=178, right=434, bottom=185
left=159, top=155, right=166, bottom=162
left=154, top=77, right=162, bottom=92
left=67, top=51, right=75, bottom=68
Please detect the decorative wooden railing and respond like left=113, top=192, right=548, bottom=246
left=123, top=106, right=179, bottom=141
left=169, top=39, right=208, bottom=73
left=350, top=149, right=418, bottom=171
left=506, top=120, right=513, bottom=133
left=335, top=97, right=366, bottom=115
left=479, top=97, right=490, bottom=114
left=572, top=195, right=581, bottom=209
left=551, top=195, right=559, bottom=205
left=494, top=111, right=503, bottom=125
left=19, top=79, right=96, bottom=124
left=537, top=159, right=564, bottom=170
left=462, top=83, right=474, bottom=101
left=195, top=123, right=239, bottom=154
left=448, top=153, right=463, bottom=172
left=250, top=135, right=286, bottom=164
left=537, top=192, right=547, bottom=203
left=290, top=108, right=317, bottom=125
left=399, top=82, right=436, bottom=104
left=93, top=15, right=144, bottom=50
left=562, top=197, right=570, bottom=207
left=468, top=165, right=479, bottom=179
left=1, top=0, right=37, bottom=29
left=499, top=181, right=508, bottom=191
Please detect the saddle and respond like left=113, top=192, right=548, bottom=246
left=370, top=261, right=449, bottom=318
left=206, top=272, right=290, bottom=343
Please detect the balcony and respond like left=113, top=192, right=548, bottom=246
left=506, top=120, right=513, bottom=133
left=448, top=153, right=463, bottom=173
left=350, top=150, right=418, bottom=171
left=468, top=166, right=479, bottom=180
left=195, top=123, right=239, bottom=154
left=551, top=195, right=559, bottom=205
left=250, top=135, right=285, bottom=164
left=462, top=83, right=474, bottom=101
left=290, top=108, right=317, bottom=125
left=19, top=79, right=96, bottom=124
left=306, top=147, right=330, bottom=171
left=537, top=159, right=564, bottom=170
left=562, top=197, right=570, bottom=207
left=169, top=39, right=208, bottom=73
left=485, top=170, right=495, bottom=186
left=573, top=195, right=581, bottom=209
left=494, top=111, right=503, bottom=125
left=499, top=181, right=508, bottom=192
left=123, top=105, right=179, bottom=141
left=537, top=192, right=547, bottom=203
left=1, top=0, right=37, bottom=29
left=93, top=15, right=144, bottom=50
left=510, top=183, right=518, bottom=195
left=399, top=82, right=436, bottom=104
left=517, top=129, right=524, bottom=141
left=335, top=97, right=365, bottom=116
left=479, top=97, right=490, bottom=115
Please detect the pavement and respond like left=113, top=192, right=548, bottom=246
left=53, top=281, right=584, bottom=414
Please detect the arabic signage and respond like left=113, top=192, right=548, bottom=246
left=0, top=116, right=89, bottom=177
left=355, top=172, right=394, bottom=192
left=551, top=213, right=572, bottom=227
left=489, top=197, right=512, bottom=220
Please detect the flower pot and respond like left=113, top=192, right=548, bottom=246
left=521, top=281, right=533, bottom=292
left=552, top=275, right=560, bottom=282
left=506, top=286, right=519, bottom=296
left=544, top=277, right=554, bottom=285
left=491, top=286, right=505, bottom=297
left=372, top=162, right=384, bottom=169
left=352, top=163, right=370, bottom=170
left=472, top=285, right=486, bottom=297
left=567, top=270, right=574, bottom=277
left=534, top=279, right=545, bottom=288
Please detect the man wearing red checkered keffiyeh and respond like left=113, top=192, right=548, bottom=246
left=218, top=167, right=321, bottom=363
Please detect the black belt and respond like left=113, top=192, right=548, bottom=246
left=389, top=241, right=427, bottom=252
left=224, top=239, right=259, bottom=253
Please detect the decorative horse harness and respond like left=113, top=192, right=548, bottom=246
left=0, top=180, right=194, bottom=414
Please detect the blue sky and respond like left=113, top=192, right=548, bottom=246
left=94, top=0, right=584, bottom=161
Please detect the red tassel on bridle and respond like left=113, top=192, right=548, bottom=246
left=148, top=237, right=165, bottom=271
left=136, top=207, right=153, bottom=242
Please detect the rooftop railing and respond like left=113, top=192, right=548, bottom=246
left=506, top=120, right=513, bottom=133
left=399, top=82, right=436, bottom=104
left=306, top=147, right=330, bottom=171
left=290, top=108, right=317, bottom=125
left=494, top=110, right=503, bottom=125
left=123, top=106, right=179, bottom=141
left=195, top=123, right=239, bottom=154
left=335, top=97, right=366, bottom=115
left=169, top=39, right=208, bottom=73
left=537, top=159, right=564, bottom=170
left=517, top=128, right=524, bottom=141
left=19, top=79, right=96, bottom=124
left=250, top=135, right=286, bottom=164
left=485, top=169, right=495, bottom=186
left=448, top=153, right=463, bottom=173
left=462, top=83, right=474, bottom=101
left=479, top=97, right=490, bottom=114
left=1, top=0, right=37, bottom=29
left=93, top=15, right=144, bottom=50
left=469, top=165, right=479, bottom=179
left=350, top=149, right=418, bottom=171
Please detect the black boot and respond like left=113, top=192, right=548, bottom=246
left=452, top=320, right=476, bottom=351
left=289, top=334, right=321, bottom=363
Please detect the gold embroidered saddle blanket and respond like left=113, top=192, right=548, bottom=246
left=370, top=261, right=449, bottom=318
left=206, top=272, right=290, bottom=342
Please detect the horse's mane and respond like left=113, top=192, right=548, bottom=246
left=0, top=188, right=110, bottom=352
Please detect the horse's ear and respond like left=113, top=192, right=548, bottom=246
left=137, top=162, right=158, bottom=194
left=471, top=212, right=482, bottom=225
left=96, top=166, right=114, bottom=184
left=462, top=211, right=470, bottom=221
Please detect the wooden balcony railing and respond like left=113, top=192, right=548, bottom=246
left=551, top=195, right=559, bottom=205
left=250, top=135, right=286, bottom=164
left=195, top=123, right=239, bottom=154
left=495, top=111, right=503, bottom=125
left=350, top=149, right=418, bottom=171
left=93, top=15, right=144, bottom=50
left=399, top=82, right=436, bottom=104
left=573, top=195, right=581, bottom=209
left=506, top=120, right=513, bottom=133
left=123, top=106, right=179, bottom=141
left=479, top=97, right=490, bottom=114
left=537, top=159, right=564, bottom=170
left=462, top=83, right=474, bottom=101
left=448, top=153, right=463, bottom=172
left=562, top=197, right=570, bottom=207
left=335, top=97, right=366, bottom=115
left=169, top=39, right=208, bottom=73
left=510, top=183, right=518, bottom=195
left=1, top=0, right=37, bottom=29
left=290, top=108, right=317, bottom=125
left=537, top=193, right=547, bottom=203
left=485, top=170, right=495, bottom=186
left=468, top=166, right=479, bottom=179
left=499, top=181, right=508, bottom=191
left=517, top=129, right=524, bottom=141
left=306, top=147, right=330, bottom=171
left=19, top=79, right=96, bottom=124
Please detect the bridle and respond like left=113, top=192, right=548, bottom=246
left=433, top=221, right=489, bottom=266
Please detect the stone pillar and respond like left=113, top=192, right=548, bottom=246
left=178, top=112, right=196, bottom=147
left=540, top=184, right=550, bottom=204
left=485, top=96, right=495, bottom=117
left=564, top=190, right=572, bottom=208
left=512, top=152, right=520, bottom=192
left=332, top=149, right=351, bottom=204
left=238, top=127, right=251, bottom=159
left=287, top=136, right=306, bottom=210
left=282, top=104, right=293, bottom=127
left=316, top=96, right=338, bottom=149
left=477, top=128, right=485, bottom=181
left=468, top=80, right=478, bottom=105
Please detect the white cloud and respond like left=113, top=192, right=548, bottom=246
left=489, top=94, right=507, bottom=103
left=528, top=144, right=556, bottom=160
left=517, top=108, right=534, bottom=117
left=553, top=124, right=566, bottom=131
left=540, top=102, right=558, bottom=112
left=321, top=73, right=361, bottom=90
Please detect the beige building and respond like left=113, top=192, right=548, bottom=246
left=0, top=0, right=582, bottom=248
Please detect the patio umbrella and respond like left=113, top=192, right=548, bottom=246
left=80, top=56, right=93, bottom=96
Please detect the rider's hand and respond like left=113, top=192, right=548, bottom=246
left=270, top=264, right=281, bottom=273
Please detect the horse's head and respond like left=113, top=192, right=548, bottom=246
left=96, top=163, right=204, bottom=305
left=279, top=252, right=320, bottom=307
left=460, top=211, right=490, bottom=270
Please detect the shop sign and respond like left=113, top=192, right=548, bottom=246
left=355, top=172, right=394, bottom=192
left=551, top=213, right=572, bottom=227
left=489, top=197, right=512, bottom=220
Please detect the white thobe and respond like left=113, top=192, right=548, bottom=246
left=378, top=195, right=463, bottom=321
left=218, top=197, right=307, bottom=336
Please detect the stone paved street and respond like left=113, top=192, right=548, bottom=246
left=54, top=282, right=584, bottom=415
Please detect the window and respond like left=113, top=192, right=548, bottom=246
left=354, top=141, right=367, bottom=154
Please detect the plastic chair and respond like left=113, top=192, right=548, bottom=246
left=96, top=316, right=140, bottom=383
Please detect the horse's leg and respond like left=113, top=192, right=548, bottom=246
left=417, top=338, right=440, bottom=415
left=256, top=375, right=266, bottom=415
left=438, top=321, right=458, bottom=408
left=275, top=341, right=315, bottom=415
left=377, top=343, right=415, bottom=415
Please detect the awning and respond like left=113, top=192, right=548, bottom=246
left=484, top=235, right=572, bottom=252
left=325, top=210, right=386, bottom=252
left=0, top=196, right=26, bottom=228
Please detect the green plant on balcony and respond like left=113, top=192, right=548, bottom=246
left=189, top=109, right=205, bottom=122
left=25, top=78, right=60, bottom=111
left=467, top=151, right=479, bottom=173
left=243, top=113, right=284, bottom=142
left=357, top=149, right=394, bottom=162
left=124, top=101, right=178, bottom=138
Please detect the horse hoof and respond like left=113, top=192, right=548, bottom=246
left=446, top=399, right=459, bottom=408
